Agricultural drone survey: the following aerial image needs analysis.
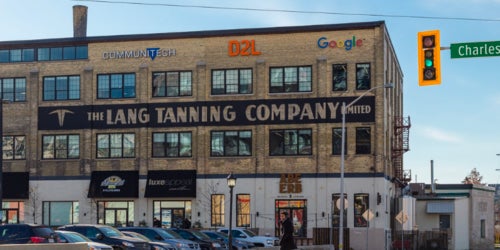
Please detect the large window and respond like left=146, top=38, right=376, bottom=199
left=0, top=49, right=34, bottom=63
left=97, top=133, right=135, bottom=158
left=354, top=193, right=369, bottom=227
left=333, top=64, right=347, bottom=91
left=43, top=75, right=80, bottom=100
left=210, top=130, right=252, bottom=157
left=152, top=132, right=192, bottom=157
left=153, top=71, right=192, bottom=97
left=211, top=69, right=252, bottom=95
left=332, top=128, right=346, bottom=155
left=332, top=194, right=347, bottom=227
left=211, top=194, right=225, bottom=227
left=0, top=77, right=26, bottom=102
left=355, top=127, right=371, bottom=154
left=37, top=46, right=88, bottom=61
left=42, top=134, right=79, bottom=159
left=270, top=129, right=312, bottom=156
left=43, top=201, right=79, bottom=227
left=236, top=194, right=251, bottom=227
left=356, top=63, right=370, bottom=90
left=270, top=66, right=311, bottom=93
left=2, top=135, right=26, bottom=160
left=97, top=73, right=136, bottom=99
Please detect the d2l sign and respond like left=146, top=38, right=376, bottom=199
left=228, top=40, right=261, bottom=56
left=451, top=40, right=500, bottom=59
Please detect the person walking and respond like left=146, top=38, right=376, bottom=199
left=279, top=211, right=296, bottom=250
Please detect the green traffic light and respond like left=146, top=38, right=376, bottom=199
left=425, top=59, right=433, bottom=67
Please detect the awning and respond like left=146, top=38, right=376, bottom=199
left=3, top=172, right=29, bottom=199
left=145, top=170, right=196, bottom=198
left=426, top=201, right=454, bottom=214
left=87, top=171, right=139, bottom=198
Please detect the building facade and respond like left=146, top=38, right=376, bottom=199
left=0, top=6, right=407, bottom=249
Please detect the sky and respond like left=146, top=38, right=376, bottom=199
left=1, top=0, right=500, bottom=184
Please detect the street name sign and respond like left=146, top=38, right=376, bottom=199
left=451, top=40, right=500, bottom=59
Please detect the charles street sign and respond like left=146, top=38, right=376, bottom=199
left=451, top=40, right=500, bottom=59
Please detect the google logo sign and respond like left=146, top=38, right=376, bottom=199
left=317, top=36, right=363, bottom=51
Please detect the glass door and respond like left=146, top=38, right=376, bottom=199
left=104, top=208, right=128, bottom=227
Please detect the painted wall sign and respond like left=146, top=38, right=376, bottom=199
left=317, top=36, right=363, bottom=50
left=279, top=173, right=302, bottom=193
left=228, top=40, right=261, bottom=56
left=38, top=96, right=375, bottom=130
left=102, top=47, right=176, bottom=60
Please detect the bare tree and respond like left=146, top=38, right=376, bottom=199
left=27, top=184, right=40, bottom=224
left=196, top=180, right=220, bottom=228
left=462, top=167, right=484, bottom=185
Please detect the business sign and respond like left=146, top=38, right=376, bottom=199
left=144, top=170, right=197, bottom=198
left=38, top=97, right=375, bottom=130
left=88, top=171, right=139, bottom=198
left=451, top=41, right=500, bottom=59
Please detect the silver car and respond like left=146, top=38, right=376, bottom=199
left=56, top=230, right=113, bottom=250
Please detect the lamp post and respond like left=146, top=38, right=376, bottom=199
left=338, top=83, right=394, bottom=250
left=227, top=172, right=237, bottom=250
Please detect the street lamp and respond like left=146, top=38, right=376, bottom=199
left=338, top=83, right=394, bottom=250
left=227, top=172, right=237, bottom=250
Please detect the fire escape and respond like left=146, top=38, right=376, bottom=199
left=392, top=116, right=411, bottom=183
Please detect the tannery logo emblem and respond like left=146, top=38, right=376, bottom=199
left=49, top=109, right=74, bottom=127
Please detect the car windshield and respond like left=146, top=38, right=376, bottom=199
left=125, top=232, right=150, bottom=242
left=59, top=231, right=90, bottom=242
left=242, top=229, right=257, bottom=237
left=191, top=231, right=211, bottom=240
left=163, top=229, right=183, bottom=239
left=32, top=227, right=54, bottom=237
left=100, top=226, right=124, bottom=237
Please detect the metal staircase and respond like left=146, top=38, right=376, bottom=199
left=392, top=116, right=411, bottom=183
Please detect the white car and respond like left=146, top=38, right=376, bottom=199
left=217, top=228, right=279, bottom=247
left=56, top=230, right=113, bottom=250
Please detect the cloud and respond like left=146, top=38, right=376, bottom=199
left=420, top=126, right=463, bottom=143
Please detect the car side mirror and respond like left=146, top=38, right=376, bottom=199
left=96, top=233, right=104, bottom=240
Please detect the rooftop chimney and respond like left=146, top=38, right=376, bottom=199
left=73, top=5, right=88, bottom=38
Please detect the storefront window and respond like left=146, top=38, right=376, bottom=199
left=275, top=199, right=307, bottom=237
left=332, top=194, right=347, bottom=228
left=236, top=194, right=251, bottom=227
left=42, top=201, right=79, bottom=227
left=153, top=200, right=192, bottom=228
left=211, top=194, right=225, bottom=227
left=1, top=201, right=24, bottom=224
left=354, top=193, right=369, bottom=227
left=97, top=201, right=134, bottom=227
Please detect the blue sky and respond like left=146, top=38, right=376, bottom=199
left=2, top=0, right=500, bottom=184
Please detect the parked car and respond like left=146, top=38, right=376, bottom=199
left=0, top=223, right=59, bottom=244
left=58, top=224, right=150, bottom=250
left=118, top=227, right=200, bottom=250
left=56, top=230, right=113, bottom=250
left=170, top=228, right=222, bottom=250
left=216, top=228, right=278, bottom=248
left=201, top=230, right=254, bottom=250
left=121, top=231, right=176, bottom=250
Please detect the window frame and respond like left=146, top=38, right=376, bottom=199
left=236, top=194, right=251, bottom=227
left=211, top=68, right=253, bottom=95
left=210, top=130, right=252, bottom=157
left=355, top=63, right=371, bottom=90
left=2, top=135, right=26, bottom=160
left=269, top=129, right=312, bottom=156
left=43, top=75, right=81, bottom=101
left=42, top=134, right=80, bottom=159
left=354, top=193, right=369, bottom=227
left=97, top=73, right=136, bottom=99
left=152, top=71, right=192, bottom=97
left=0, top=77, right=26, bottom=102
left=152, top=132, right=192, bottom=158
left=269, top=66, right=312, bottom=93
left=355, top=127, right=371, bottom=154
left=332, top=64, right=347, bottom=91
left=211, top=194, right=225, bottom=227
left=332, top=128, right=346, bottom=155
left=96, top=133, right=135, bottom=159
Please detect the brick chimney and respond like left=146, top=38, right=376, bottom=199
left=73, top=5, right=88, bottom=38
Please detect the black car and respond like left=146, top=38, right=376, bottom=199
left=58, top=224, right=150, bottom=250
left=0, top=223, right=59, bottom=244
left=170, top=228, right=222, bottom=250
left=118, top=227, right=201, bottom=250
left=121, top=231, right=176, bottom=250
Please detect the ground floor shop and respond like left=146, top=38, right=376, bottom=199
left=1, top=170, right=394, bottom=248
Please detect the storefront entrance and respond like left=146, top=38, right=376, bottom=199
left=154, top=200, right=192, bottom=228
left=275, top=199, right=307, bottom=237
left=97, top=201, right=134, bottom=227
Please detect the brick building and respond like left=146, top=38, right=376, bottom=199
left=0, top=5, right=409, bottom=249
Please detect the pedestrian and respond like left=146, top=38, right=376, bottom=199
left=153, top=217, right=161, bottom=228
left=279, top=211, right=296, bottom=250
left=182, top=218, right=191, bottom=229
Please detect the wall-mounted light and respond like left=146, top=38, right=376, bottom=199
left=198, top=212, right=201, bottom=217
left=256, top=212, right=259, bottom=217
left=143, top=212, right=146, bottom=217
left=321, top=212, right=325, bottom=217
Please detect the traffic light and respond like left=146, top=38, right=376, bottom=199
left=418, top=30, right=441, bottom=86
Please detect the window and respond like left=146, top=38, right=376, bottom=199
left=211, top=69, right=252, bottom=95
left=236, top=194, right=251, bottom=227
left=481, top=219, right=486, bottom=238
left=211, top=194, right=225, bottom=227
left=0, top=77, right=26, bottom=102
left=152, top=132, right=192, bottom=157
left=152, top=71, right=192, bottom=97
left=97, top=133, right=135, bottom=158
left=270, top=66, right=312, bottom=93
left=354, top=193, right=369, bottom=227
left=42, top=134, right=80, bottom=159
left=333, top=64, right=347, bottom=91
left=211, top=130, right=252, bottom=157
left=0, top=49, right=34, bottom=63
left=332, top=128, right=346, bottom=155
left=356, top=63, right=370, bottom=90
left=356, top=127, right=371, bottom=154
left=97, top=73, right=136, bottom=99
left=2, top=136, right=26, bottom=159
left=270, top=129, right=312, bottom=156
left=332, top=193, right=347, bottom=227
left=37, top=46, right=88, bottom=61
left=43, top=201, right=79, bottom=227
left=43, top=76, right=80, bottom=100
